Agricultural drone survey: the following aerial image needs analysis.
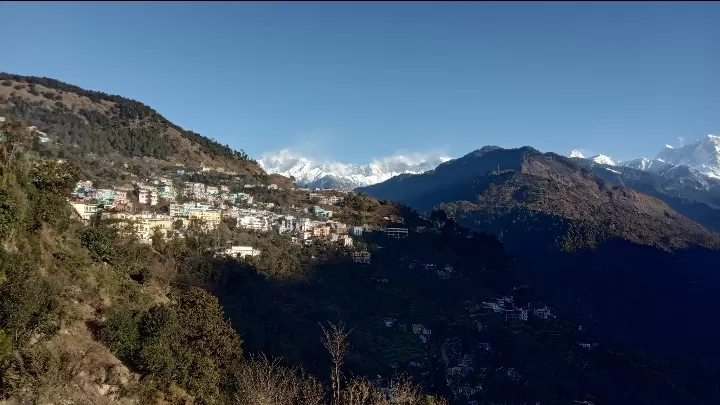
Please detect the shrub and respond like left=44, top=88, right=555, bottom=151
left=79, top=226, right=118, bottom=262
left=0, top=330, right=12, bottom=361
left=99, top=307, right=141, bottom=360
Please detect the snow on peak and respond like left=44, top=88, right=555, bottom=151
left=665, top=144, right=674, bottom=149
left=589, top=154, right=617, bottom=166
left=569, top=150, right=585, bottom=159
left=257, top=150, right=453, bottom=190
left=655, top=135, right=720, bottom=179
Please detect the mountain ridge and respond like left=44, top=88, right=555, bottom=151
left=0, top=73, right=264, bottom=178
left=358, top=145, right=720, bottom=251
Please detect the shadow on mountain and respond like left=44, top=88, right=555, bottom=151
left=359, top=145, right=720, bottom=375
left=512, top=238, right=720, bottom=369
left=185, top=225, right=720, bottom=405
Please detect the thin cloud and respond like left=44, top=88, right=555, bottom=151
left=677, top=136, right=685, bottom=148
left=260, top=132, right=454, bottom=165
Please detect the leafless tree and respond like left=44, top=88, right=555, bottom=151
left=234, top=353, right=325, bottom=405
left=387, top=374, right=449, bottom=405
left=341, top=377, right=388, bottom=405
left=320, top=322, right=351, bottom=405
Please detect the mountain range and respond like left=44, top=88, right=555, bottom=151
left=570, top=134, right=720, bottom=180
left=260, top=135, right=720, bottom=198
left=258, top=149, right=452, bottom=190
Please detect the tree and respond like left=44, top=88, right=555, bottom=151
left=79, top=226, right=118, bottom=263
left=0, top=121, right=32, bottom=177
left=31, top=160, right=81, bottom=197
left=320, top=322, right=350, bottom=405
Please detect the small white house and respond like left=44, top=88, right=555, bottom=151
left=220, top=245, right=261, bottom=259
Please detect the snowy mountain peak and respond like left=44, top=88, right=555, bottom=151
left=257, top=150, right=452, bottom=190
left=569, top=150, right=585, bottom=159
left=589, top=154, right=617, bottom=166
left=665, top=144, right=674, bottom=149
left=655, top=135, right=720, bottom=179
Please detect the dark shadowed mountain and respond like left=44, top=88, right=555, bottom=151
left=359, top=146, right=720, bottom=369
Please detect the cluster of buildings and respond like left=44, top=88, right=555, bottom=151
left=68, top=179, right=377, bottom=251
left=470, top=296, right=557, bottom=324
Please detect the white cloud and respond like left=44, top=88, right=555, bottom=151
left=677, top=136, right=685, bottom=148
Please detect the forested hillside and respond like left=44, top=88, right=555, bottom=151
left=0, top=73, right=263, bottom=178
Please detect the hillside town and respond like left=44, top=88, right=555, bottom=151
left=69, top=173, right=383, bottom=260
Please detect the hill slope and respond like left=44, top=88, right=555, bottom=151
left=359, top=146, right=720, bottom=368
left=0, top=73, right=263, bottom=177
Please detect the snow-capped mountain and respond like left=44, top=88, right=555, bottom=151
left=566, top=136, right=720, bottom=232
left=569, top=150, right=585, bottom=159
left=568, top=134, right=720, bottom=180
left=589, top=154, right=618, bottom=166
left=655, top=135, right=720, bottom=179
left=258, top=150, right=453, bottom=191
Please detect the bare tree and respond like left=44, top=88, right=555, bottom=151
left=234, top=353, right=325, bottom=405
left=320, top=322, right=351, bottom=405
left=342, top=377, right=388, bottom=405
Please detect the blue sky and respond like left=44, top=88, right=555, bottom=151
left=1, top=2, right=718, bottom=163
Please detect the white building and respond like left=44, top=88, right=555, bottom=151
left=383, top=227, right=409, bottom=239
left=220, top=245, right=261, bottom=259
left=350, top=226, right=364, bottom=236
left=71, top=202, right=102, bottom=223
left=238, top=215, right=270, bottom=231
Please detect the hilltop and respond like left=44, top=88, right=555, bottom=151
left=0, top=73, right=264, bottom=179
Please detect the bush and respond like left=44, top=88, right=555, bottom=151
left=0, top=80, right=11, bottom=87
left=0, top=253, right=62, bottom=347
left=99, top=307, right=141, bottom=360
left=0, top=330, right=12, bottom=362
left=79, top=226, right=118, bottom=262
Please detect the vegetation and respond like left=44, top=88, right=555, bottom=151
left=0, top=118, right=451, bottom=405
left=0, top=73, right=258, bottom=175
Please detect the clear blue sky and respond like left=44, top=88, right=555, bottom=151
left=1, top=1, right=718, bottom=163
